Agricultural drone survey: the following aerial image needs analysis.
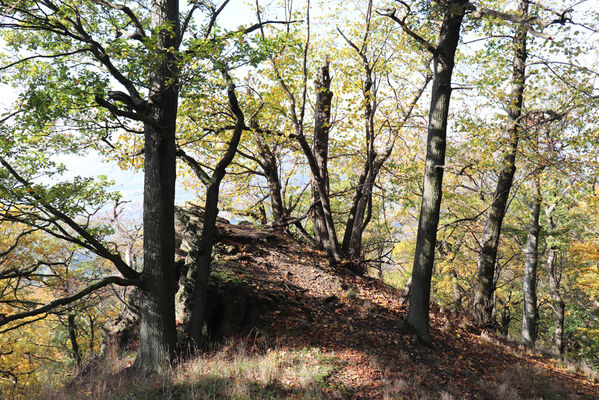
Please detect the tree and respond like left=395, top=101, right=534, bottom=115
left=521, top=173, right=541, bottom=348
left=338, top=0, right=431, bottom=262
left=545, top=197, right=565, bottom=354
left=384, top=0, right=469, bottom=343
left=311, top=59, right=334, bottom=253
left=0, top=0, right=181, bottom=371
left=0, top=0, right=284, bottom=370
left=472, top=0, right=530, bottom=328
left=175, top=69, right=246, bottom=345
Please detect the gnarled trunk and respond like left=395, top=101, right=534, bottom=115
left=312, top=60, right=334, bottom=254
left=473, top=0, right=528, bottom=328
left=260, top=146, right=287, bottom=225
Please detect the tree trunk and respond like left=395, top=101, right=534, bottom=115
left=312, top=60, right=334, bottom=252
left=347, top=179, right=372, bottom=259
left=134, top=0, right=179, bottom=372
left=187, top=72, right=244, bottom=345
left=342, top=58, right=376, bottom=261
left=406, top=1, right=467, bottom=343
left=498, top=302, right=512, bottom=338
left=342, top=163, right=369, bottom=258
left=89, top=315, right=95, bottom=355
left=188, top=184, right=221, bottom=344
left=450, top=270, right=463, bottom=314
left=545, top=202, right=565, bottom=354
left=522, top=178, right=541, bottom=348
left=68, top=314, right=82, bottom=368
left=259, top=145, right=287, bottom=224
left=473, top=0, right=528, bottom=328
left=291, top=60, right=340, bottom=261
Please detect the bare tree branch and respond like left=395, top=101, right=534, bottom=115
left=0, top=276, right=138, bottom=328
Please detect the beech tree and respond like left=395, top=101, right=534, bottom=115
left=338, top=0, right=431, bottom=262
left=0, top=0, right=182, bottom=371
left=468, top=0, right=594, bottom=329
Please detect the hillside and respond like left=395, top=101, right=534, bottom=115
left=53, top=218, right=599, bottom=400
left=206, top=221, right=599, bottom=399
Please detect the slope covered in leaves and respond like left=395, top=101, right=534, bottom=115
left=208, top=221, right=599, bottom=399
left=43, top=219, right=599, bottom=400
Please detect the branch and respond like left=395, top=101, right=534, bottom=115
left=0, top=276, right=137, bottom=328
left=180, top=4, right=199, bottom=45
left=176, top=148, right=212, bottom=186
left=212, top=69, right=245, bottom=183
left=378, top=7, right=436, bottom=54
left=94, top=95, right=157, bottom=129
left=0, top=48, right=91, bottom=72
left=0, top=158, right=140, bottom=280
left=264, top=199, right=319, bottom=228
left=0, top=108, right=22, bottom=125
left=236, top=149, right=267, bottom=171
left=204, top=0, right=230, bottom=39
left=92, top=0, right=146, bottom=38
left=469, top=5, right=576, bottom=40
left=240, top=19, right=301, bottom=36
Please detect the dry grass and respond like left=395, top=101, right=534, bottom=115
left=478, top=363, right=582, bottom=400
left=29, top=338, right=339, bottom=400
left=560, top=358, right=599, bottom=384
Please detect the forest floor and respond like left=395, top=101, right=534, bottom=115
left=202, top=223, right=599, bottom=399
left=50, top=221, right=599, bottom=400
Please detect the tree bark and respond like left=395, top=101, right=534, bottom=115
left=88, top=315, right=95, bottom=355
left=187, top=71, right=245, bottom=345
left=450, top=270, right=463, bottom=314
left=545, top=202, right=565, bottom=355
left=312, top=60, right=334, bottom=252
left=187, top=184, right=221, bottom=344
left=259, top=144, right=287, bottom=224
left=473, top=0, right=528, bottom=328
left=406, top=1, right=467, bottom=343
left=68, top=314, right=82, bottom=368
left=522, top=178, right=541, bottom=348
left=134, top=0, right=179, bottom=372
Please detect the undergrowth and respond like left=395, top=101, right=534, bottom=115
left=27, top=338, right=342, bottom=400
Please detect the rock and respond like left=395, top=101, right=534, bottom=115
left=205, top=274, right=271, bottom=338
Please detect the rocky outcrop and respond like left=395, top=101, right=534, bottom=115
left=100, top=288, right=140, bottom=356
left=101, top=205, right=273, bottom=353
left=174, top=205, right=273, bottom=344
